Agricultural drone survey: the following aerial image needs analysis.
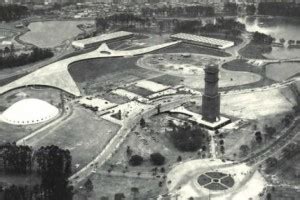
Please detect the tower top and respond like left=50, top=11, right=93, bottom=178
left=204, top=64, right=219, bottom=73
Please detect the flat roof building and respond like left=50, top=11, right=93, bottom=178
left=72, top=31, right=134, bottom=49
left=171, top=33, right=234, bottom=49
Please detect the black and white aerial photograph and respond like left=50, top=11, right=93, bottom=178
left=0, top=0, right=300, bottom=199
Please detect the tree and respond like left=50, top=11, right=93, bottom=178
left=150, top=153, right=166, bottom=166
left=266, top=192, right=272, bottom=200
left=255, top=131, right=263, bottom=144
left=177, top=156, right=182, bottom=162
left=264, top=126, right=276, bottom=139
left=246, top=5, right=256, bottom=15
left=84, top=179, right=93, bottom=193
left=140, top=118, right=146, bottom=128
left=239, top=145, right=250, bottom=157
left=131, top=187, right=139, bottom=200
left=126, top=146, right=132, bottom=157
left=129, top=155, right=144, bottom=166
left=265, top=157, right=278, bottom=173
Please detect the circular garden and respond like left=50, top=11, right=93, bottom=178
left=197, top=171, right=235, bottom=191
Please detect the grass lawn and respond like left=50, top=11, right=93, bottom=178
left=68, top=57, right=160, bottom=95
left=102, top=113, right=209, bottom=174
left=0, top=122, right=33, bottom=145
left=74, top=174, right=162, bottom=200
left=30, top=105, right=120, bottom=173
left=125, top=85, right=154, bottom=97
left=222, top=59, right=262, bottom=74
left=150, top=74, right=183, bottom=86
left=239, top=42, right=272, bottom=59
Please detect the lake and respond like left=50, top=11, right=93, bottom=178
left=266, top=62, right=300, bottom=81
left=20, top=20, right=94, bottom=48
left=237, top=16, right=300, bottom=59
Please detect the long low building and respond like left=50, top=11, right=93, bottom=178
left=72, top=31, right=134, bottom=49
left=171, top=33, right=234, bottom=49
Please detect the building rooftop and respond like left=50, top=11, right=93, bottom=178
left=171, top=33, right=234, bottom=49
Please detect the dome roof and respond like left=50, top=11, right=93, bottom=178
left=1, top=98, right=59, bottom=125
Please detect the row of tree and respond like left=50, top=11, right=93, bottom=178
left=141, top=5, right=215, bottom=18
left=0, top=47, right=54, bottom=70
left=0, top=5, right=29, bottom=22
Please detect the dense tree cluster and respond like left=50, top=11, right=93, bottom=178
left=251, top=31, right=274, bottom=45
left=0, top=144, right=73, bottom=200
left=141, top=5, right=215, bottom=18
left=129, top=155, right=144, bottom=166
left=0, top=143, right=32, bottom=174
left=150, top=153, right=165, bottom=166
left=223, top=3, right=238, bottom=15
left=168, top=122, right=207, bottom=152
left=258, top=3, right=300, bottom=17
left=36, top=145, right=72, bottom=200
left=0, top=47, right=54, bottom=70
left=173, top=20, right=202, bottom=34
left=96, top=13, right=150, bottom=32
left=173, top=18, right=245, bottom=39
left=246, top=5, right=256, bottom=15
left=200, top=18, right=245, bottom=38
left=0, top=5, right=29, bottom=22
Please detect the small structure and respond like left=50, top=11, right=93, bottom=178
left=72, top=31, right=134, bottom=49
left=171, top=33, right=234, bottom=49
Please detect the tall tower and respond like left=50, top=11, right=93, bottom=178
left=202, top=64, right=220, bottom=123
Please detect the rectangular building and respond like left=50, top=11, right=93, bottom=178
left=171, top=33, right=234, bottom=49
left=72, top=31, right=134, bottom=49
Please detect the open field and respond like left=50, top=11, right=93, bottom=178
left=29, top=105, right=120, bottom=172
left=221, top=86, right=297, bottom=120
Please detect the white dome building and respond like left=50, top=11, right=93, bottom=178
left=1, top=98, right=59, bottom=125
